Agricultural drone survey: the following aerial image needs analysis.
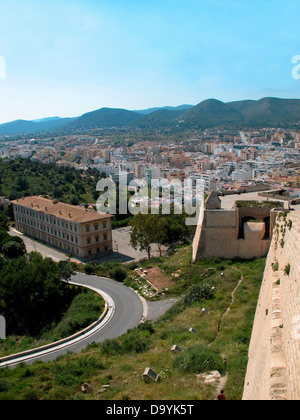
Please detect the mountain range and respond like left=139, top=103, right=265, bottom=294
left=0, top=97, right=300, bottom=137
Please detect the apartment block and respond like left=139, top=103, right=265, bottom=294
left=12, top=196, right=113, bottom=260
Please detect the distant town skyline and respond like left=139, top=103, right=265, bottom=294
left=1, top=0, right=300, bottom=124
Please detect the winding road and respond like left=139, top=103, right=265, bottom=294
left=0, top=273, right=144, bottom=368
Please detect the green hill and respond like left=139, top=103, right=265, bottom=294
left=228, top=97, right=300, bottom=125
left=179, top=99, right=243, bottom=126
left=132, top=109, right=184, bottom=128
left=0, top=117, right=77, bottom=136
left=66, top=107, right=142, bottom=130
left=134, top=104, right=194, bottom=115
left=1, top=97, right=300, bottom=136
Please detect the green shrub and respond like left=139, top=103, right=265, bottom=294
left=174, top=345, right=225, bottom=375
left=100, top=330, right=151, bottom=355
left=0, top=379, right=14, bottom=393
left=49, top=291, right=103, bottom=339
left=24, top=389, right=40, bottom=400
left=284, top=263, right=291, bottom=276
left=136, top=321, right=155, bottom=335
left=127, top=261, right=139, bottom=271
left=100, top=338, right=122, bottom=356
left=110, top=266, right=127, bottom=282
left=184, top=283, right=215, bottom=306
left=84, top=264, right=95, bottom=275
left=122, top=332, right=150, bottom=354
left=53, top=356, right=104, bottom=386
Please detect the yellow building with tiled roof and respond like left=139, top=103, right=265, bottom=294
left=12, top=196, right=112, bottom=260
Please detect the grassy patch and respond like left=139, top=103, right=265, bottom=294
left=0, top=248, right=265, bottom=401
left=235, top=200, right=283, bottom=209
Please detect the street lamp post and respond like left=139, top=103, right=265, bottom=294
left=114, top=241, right=120, bottom=262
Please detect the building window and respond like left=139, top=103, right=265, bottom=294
left=95, top=236, right=99, bottom=243
left=94, top=224, right=99, bottom=231
left=87, top=238, right=91, bottom=245
left=86, top=225, right=90, bottom=233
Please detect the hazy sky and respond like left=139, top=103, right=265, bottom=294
left=0, top=0, right=300, bottom=123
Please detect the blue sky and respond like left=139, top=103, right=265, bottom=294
left=0, top=0, right=300, bottom=123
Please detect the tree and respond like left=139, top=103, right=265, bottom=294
left=0, top=254, right=77, bottom=336
left=71, top=196, right=79, bottom=206
left=2, top=241, right=26, bottom=259
left=54, top=187, right=63, bottom=199
left=0, top=227, right=9, bottom=243
left=130, top=214, right=156, bottom=259
left=0, top=212, right=9, bottom=230
left=16, top=176, right=29, bottom=192
left=58, top=260, right=74, bottom=285
left=0, top=235, right=25, bottom=251
left=165, top=209, right=194, bottom=244
left=152, top=217, right=168, bottom=256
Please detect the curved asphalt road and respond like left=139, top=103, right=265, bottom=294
left=68, top=273, right=144, bottom=349
left=0, top=273, right=144, bottom=368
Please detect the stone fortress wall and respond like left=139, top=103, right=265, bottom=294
left=243, top=211, right=300, bottom=400
left=193, top=192, right=300, bottom=400
left=192, top=191, right=278, bottom=262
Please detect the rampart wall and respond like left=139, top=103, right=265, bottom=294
left=243, top=211, right=300, bottom=400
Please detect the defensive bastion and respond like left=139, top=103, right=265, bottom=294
left=192, top=191, right=282, bottom=262
left=193, top=192, right=300, bottom=400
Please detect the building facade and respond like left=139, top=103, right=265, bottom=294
left=12, top=196, right=113, bottom=260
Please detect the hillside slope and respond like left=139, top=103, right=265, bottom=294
left=1, top=97, right=300, bottom=136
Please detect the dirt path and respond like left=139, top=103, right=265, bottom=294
left=210, top=268, right=244, bottom=397
left=214, top=269, right=244, bottom=343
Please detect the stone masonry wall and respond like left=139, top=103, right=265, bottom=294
left=243, top=211, right=300, bottom=400
left=193, top=208, right=271, bottom=262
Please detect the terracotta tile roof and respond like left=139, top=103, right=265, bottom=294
left=12, top=196, right=111, bottom=224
